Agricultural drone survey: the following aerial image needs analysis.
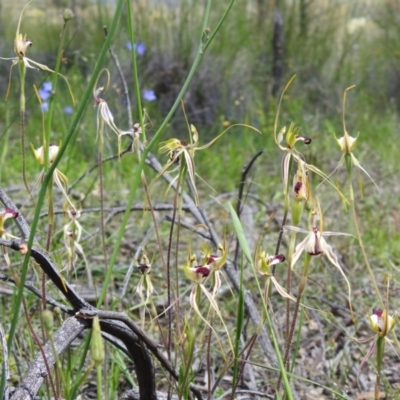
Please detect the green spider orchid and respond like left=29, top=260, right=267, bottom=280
left=93, top=69, right=131, bottom=155
left=63, top=207, right=92, bottom=287
left=358, top=306, right=398, bottom=396
left=275, top=123, right=312, bottom=195
left=333, top=85, right=378, bottom=190
left=157, top=123, right=260, bottom=205
left=255, top=248, right=295, bottom=301
left=285, top=199, right=354, bottom=316
left=136, top=252, right=155, bottom=306
left=201, top=242, right=227, bottom=296
left=135, top=252, right=156, bottom=327
left=183, top=253, right=233, bottom=356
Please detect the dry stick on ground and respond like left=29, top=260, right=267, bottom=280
left=39, top=203, right=191, bottom=219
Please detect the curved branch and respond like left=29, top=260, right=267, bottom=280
left=0, top=272, right=71, bottom=313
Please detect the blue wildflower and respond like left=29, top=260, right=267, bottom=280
left=42, top=81, right=52, bottom=92
left=38, top=88, right=51, bottom=101
left=63, top=106, right=73, bottom=114
left=135, top=42, right=146, bottom=56
left=143, top=89, right=156, bottom=102
left=125, top=41, right=146, bottom=56
left=41, top=102, right=49, bottom=112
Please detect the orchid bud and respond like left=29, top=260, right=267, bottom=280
left=63, top=8, right=74, bottom=22
left=90, top=316, right=105, bottom=365
left=42, top=310, right=54, bottom=331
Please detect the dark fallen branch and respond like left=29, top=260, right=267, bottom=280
left=77, top=309, right=204, bottom=400
left=0, top=272, right=71, bottom=313
left=7, top=239, right=92, bottom=312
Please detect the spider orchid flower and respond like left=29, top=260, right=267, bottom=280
left=63, top=207, right=92, bottom=286
left=63, top=208, right=83, bottom=259
left=334, top=85, right=378, bottom=190
left=31, top=143, right=75, bottom=210
left=334, top=128, right=378, bottom=190
left=285, top=221, right=353, bottom=314
left=255, top=250, right=295, bottom=301
left=184, top=254, right=211, bottom=284
left=0, top=208, right=19, bottom=240
left=292, top=163, right=310, bottom=203
left=31, top=142, right=60, bottom=165
left=157, top=123, right=256, bottom=204
left=201, top=243, right=228, bottom=296
left=184, top=254, right=214, bottom=326
left=369, top=309, right=396, bottom=338
left=158, top=125, right=200, bottom=204
left=121, top=122, right=142, bottom=157
left=183, top=253, right=233, bottom=355
left=359, top=308, right=398, bottom=374
left=136, top=253, right=155, bottom=305
left=274, top=123, right=311, bottom=194
left=94, top=87, right=122, bottom=149
left=291, top=161, right=312, bottom=226
left=275, top=123, right=347, bottom=206
left=93, top=70, right=131, bottom=156
left=0, top=0, right=74, bottom=102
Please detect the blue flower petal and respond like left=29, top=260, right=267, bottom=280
left=38, top=88, right=51, bottom=101
left=135, top=42, right=146, bottom=56
left=126, top=41, right=146, bottom=56
left=41, top=102, right=49, bottom=112
left=142, top=89, right=156, bottom=102
left=63, top=106, right=73, bottom=114
left=42, top=81, right=52, bottom=92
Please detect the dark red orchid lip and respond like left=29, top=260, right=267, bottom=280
left=194, top=266, right=210, bottom=277
left=137, top=264, right=150, bottom=274
left=5, top=208, right=19, bottom=219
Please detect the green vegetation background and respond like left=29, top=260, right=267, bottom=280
left=1, top=0, right=400, bottom=397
